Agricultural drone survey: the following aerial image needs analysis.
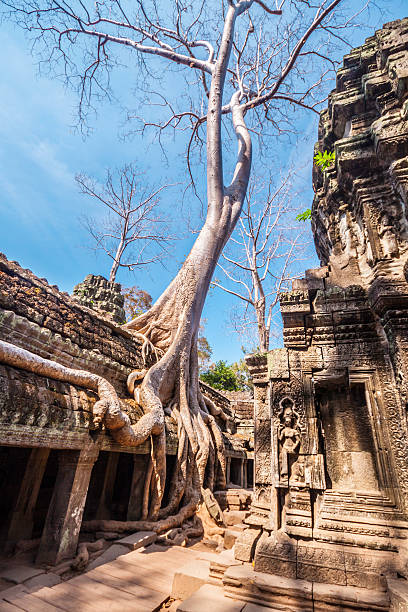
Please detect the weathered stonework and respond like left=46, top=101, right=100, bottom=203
left=238, top=18, right=408, bottom=611
left=72, top=274, right=126, bottom=324
left=0, top=253, right=250, bottom=569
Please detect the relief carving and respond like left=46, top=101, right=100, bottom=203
left=278, top=398, right=301, bottom=482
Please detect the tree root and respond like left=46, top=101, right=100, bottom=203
left=203, top=394, right=233, bottom=429
left=0, top=280, right=229, bottom=540
left=132, top=332, right=164, bottom=364
left=82, top=493, right=200, bottom=536
left=0, top=339, right=165, bottom=447
left=156, top=516, right=204, bottom=547
left=71, top=539, right=105, bottom=571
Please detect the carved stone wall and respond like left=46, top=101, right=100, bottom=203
left=240, top=18, right=408, bottom=607
left=0, top=252, right=250, bottom=566
left=311, top=18, right=408, bottom=289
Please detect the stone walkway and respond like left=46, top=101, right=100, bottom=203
left=0, top=544, right=208, bottom=612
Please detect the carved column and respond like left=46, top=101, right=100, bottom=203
left=6, top=448, right=50, bottom=550
left=127, top=455, right=148, bottom=521
left=36, top=445, right=99, bottom=566
left=239, top=459, right=245, bottom=488
left=242, top=459, right=248, bottom=489
left=226, top=457, right=231, bottom=485
left=96, top=452, right=119, bottom=520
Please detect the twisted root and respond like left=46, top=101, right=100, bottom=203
left=71, top=539, right=105, bottom=571
left=0, top=340, right=165, bottom=449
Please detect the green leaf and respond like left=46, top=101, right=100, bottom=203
left=296, top=209, right=312, bottom=222
left=314, top=149, right=335, bottom=169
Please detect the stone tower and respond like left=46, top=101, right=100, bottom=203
left=234, top=18, right=408, bottom=611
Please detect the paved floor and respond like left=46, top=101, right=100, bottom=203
left=0, top=545, right=204, bottom=612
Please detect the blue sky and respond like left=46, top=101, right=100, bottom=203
left=0, top=2, right=407, bottom=363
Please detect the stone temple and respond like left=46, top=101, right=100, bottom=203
left=1, top=16, right=408, bottom=612
left=235, top=16, right=408, bottom=611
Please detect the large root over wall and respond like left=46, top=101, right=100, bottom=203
left=0, top=334, right=230, bottom=544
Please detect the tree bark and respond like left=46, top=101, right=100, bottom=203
left=122, top=5, right=252, bottom=525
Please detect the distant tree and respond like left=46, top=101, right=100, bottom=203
left=123, top=286, right=153, bottom=322
left=231, top=358, right=253, bottom=395
left=197, top=321, right=213, bottom=373
left=212, top=170, right=307, bottom=352
left=77, top=165, right=173, bottom=283
left=200, top=360, right=240, bottom=392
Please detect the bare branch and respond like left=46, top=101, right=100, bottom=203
left=77, top=164, right=176, bottom=282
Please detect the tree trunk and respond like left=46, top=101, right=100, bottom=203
left=109, top=238, right=126, bottom=283
left=256, top=303, right=268, bottom=353
left=122, top=61, right=252, bottom=525
left=123, top=198, right=244, bottom=520
left=253, top=266, right=268, bottom=353
left=0, top=2, right=252, bottom=539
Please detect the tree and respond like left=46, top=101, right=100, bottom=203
left=213, top=170, right=307, bottom=352
left=200, top=361, right=240, bottom=392
left=77, top=165, right=172, bottom=283
left=197, top=322, right=213, bottom=373
left=123, top=286, right=153, bottom=322
left=231, top=358, right=253, bottom=395
left=0, top=0, right=369, bottom=536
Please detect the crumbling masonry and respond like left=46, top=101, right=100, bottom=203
left=0, top=260, right=252, bottom=569
left=229, top=17, right=408, bottom=612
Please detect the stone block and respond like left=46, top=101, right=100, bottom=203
left=177, top=584, right=244, bottom=612
left=297, top=542, right=346, bottom=586
left=86, top=544, right=129, bottom=570
left=267, top=349, right=289, bottom=380
left=234, top=527, right=262, bottom=562
left=116, top=530, right=157, bottom=551
left=209, top=548, right=243, bottom=582
left=344, top=548, right=394, bottom=591
left=224, top=511, right=249, bottom=526
left=0, top=585, right=28, bottom=601
left=224, top=529, right=241, bottom=550
left=215, top=489, right=252, bottom=512
left=171, top=559, right=210, bottom=600
left=0, top=565, right=44, bottom=584
left=388, top=577, right=408, bottom=612
left=254, top=532, right=297, bottom=579
left=313, top=581, right=389, bottom=611
left=24, top=573, right=61, bottom=592
left=223, top=565, right=313, bottom=611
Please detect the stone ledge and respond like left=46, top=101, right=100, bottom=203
left=171, top=559, right=210, bottom=600
left=177, top=584, right=245, bottom=612
left=388, top=577, right=408, bottom=611
left=116, top=531, right=157, bottom=550
left=223, top=564, right=389, bottom=611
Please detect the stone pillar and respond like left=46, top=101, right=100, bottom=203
left=6, top=448, right=50, bottom=550
left=127, top=455, right=148, bottom=521
left=243, top=459, right=248, bottom=489
left=36, top=445, right=99, bottom=566
left=96, top=452, right=119, bottom=520
left=226, top=457, right=231, bottom=485
left=239, top=459, right=245, bottom=488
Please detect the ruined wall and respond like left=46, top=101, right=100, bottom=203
left=72, top=274, right=126, bottom=324
left=240, top=19, right=408, bottom=600
left=311, top=18, right=408, bottom=288
left=0, top=252, right=252, bottom=565
left=0, top=253, right=154, bottom=453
